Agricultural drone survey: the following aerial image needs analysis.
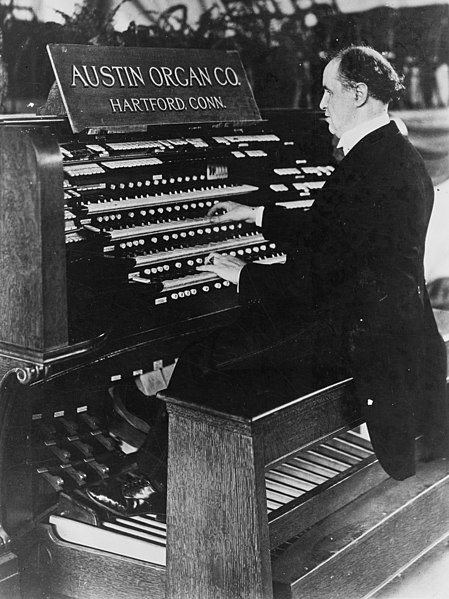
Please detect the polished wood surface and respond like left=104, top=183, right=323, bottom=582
left=272, top=458, right=449, bottom=599
left=37, top=525, right=165, bottom=599
left=0, top=126, right=67, bottom=362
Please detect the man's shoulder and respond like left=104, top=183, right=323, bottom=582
left=348, top=124, right=427, bottom=175
left=325, top=128, right=432, bottom=199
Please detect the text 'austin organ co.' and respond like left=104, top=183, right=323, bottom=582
left=71, top=64, right=241, bottom=113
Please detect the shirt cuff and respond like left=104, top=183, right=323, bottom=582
left=254, top=206, right=264, bottom=227
left=237, top=208, right=263, bottom=292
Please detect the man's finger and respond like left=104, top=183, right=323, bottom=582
left=197, top=264, right=217, bottom=273
left=204, top=252, right=221, bottom=265
left=207, top=202, right=229, bottom=217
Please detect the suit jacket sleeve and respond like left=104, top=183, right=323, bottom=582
left=238, top=260, right=309, bottom=308
left=237, top=199, right=320, bottom=308
left=261, top=203, right=316, bottom=246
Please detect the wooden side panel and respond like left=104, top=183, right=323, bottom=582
left=35, top=525, right=165, bottom=599
left=166, top=403, right=272, bottom=599
left=0, top=126, right=67, bottom=360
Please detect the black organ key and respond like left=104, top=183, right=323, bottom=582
left=44, top=440, right=72, bottom=463
left=36, top=467, right=65, bottom=492
left=66, top=436, right=94, bottom=458
left=84, top=458, right=109, bottom=477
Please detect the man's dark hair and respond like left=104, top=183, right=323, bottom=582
left=332, top=46, right=405, bottom=104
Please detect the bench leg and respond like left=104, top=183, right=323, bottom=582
left=165, top=402, right=272, bottom=599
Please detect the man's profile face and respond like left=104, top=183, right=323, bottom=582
left=320, top=58, right=358, bottom=138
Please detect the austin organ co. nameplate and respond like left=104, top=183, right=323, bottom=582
left=47, top=44, right=261, bottom=132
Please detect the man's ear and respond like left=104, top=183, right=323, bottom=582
left=354, top=82, right=368, bottom=106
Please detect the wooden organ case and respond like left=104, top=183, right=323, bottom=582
left=0, top=45, right=449, bottom=599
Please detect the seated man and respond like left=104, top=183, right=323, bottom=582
left=86, top=45, right=449, bottom=519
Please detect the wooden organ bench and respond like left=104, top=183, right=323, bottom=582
left=40, top=343, right=449, bottom=599
left=160, top=345, right=449, bottom=599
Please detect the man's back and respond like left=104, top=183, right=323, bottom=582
left=317, top=121, right=433, bottom=301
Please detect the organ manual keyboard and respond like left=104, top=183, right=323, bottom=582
left=1, top=44, right=448, bottom=599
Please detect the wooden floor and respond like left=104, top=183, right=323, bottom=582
left=374, top=532, right=449, bottom=599
left=392, top=169, right=449, bottom=598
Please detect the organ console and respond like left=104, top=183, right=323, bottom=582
left=0, top=45, right=448, bottom=599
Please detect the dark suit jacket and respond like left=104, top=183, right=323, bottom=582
left=239, top=121, right=449, bottom=480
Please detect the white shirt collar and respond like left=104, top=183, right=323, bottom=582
left=337, top=113, right=390, bottom=156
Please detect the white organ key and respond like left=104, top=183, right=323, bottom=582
left=273, top=167, right=302, bottom=175
left=86, top=184, right=258, bottom=214
left=302, top=181, right=326, bottom=189
left=101, top=157, right=163, bottom=169
left=134, top=234, right=267, bottom=266
left=154, top=254, right=286, bottom=292
left=162, top=272, right=218, bottom=290
left=109, top=217, right=215, bottom=240
left=276, top=199, right=315, bottom=209
left=257, top=254, right=287, bottom=265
